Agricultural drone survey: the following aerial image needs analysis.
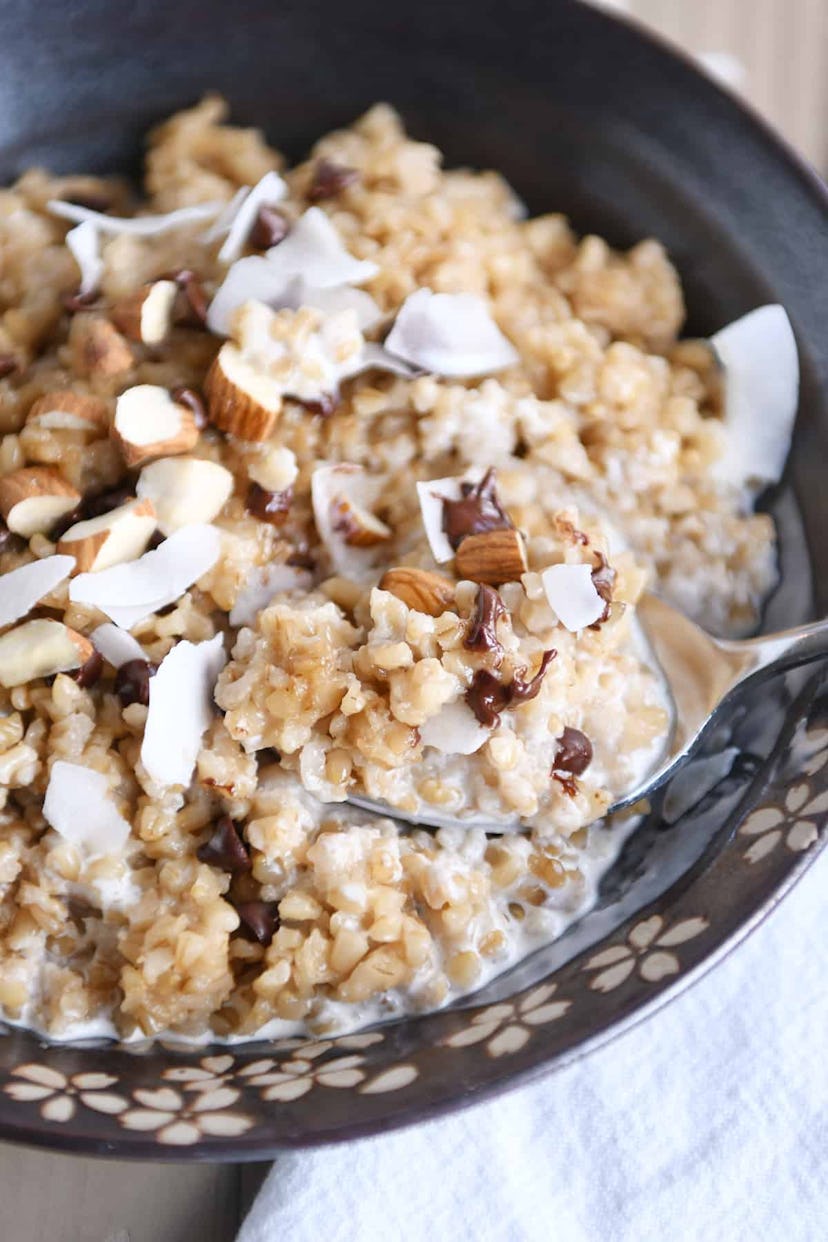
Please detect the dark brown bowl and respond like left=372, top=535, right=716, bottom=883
left=0, top=0, right=826, bottom=1158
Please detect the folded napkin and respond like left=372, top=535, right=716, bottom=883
left=238, top=846, right=827, bottom=1242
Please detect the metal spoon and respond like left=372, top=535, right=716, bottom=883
left=346, top=594, right=828, bottom=832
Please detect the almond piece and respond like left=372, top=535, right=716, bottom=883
left=71, top=316, right=134, bottom=379
left=204, top=344, right=281, bottom=441
left=380, top=567, right=456, bottom=617
left=26, top=390, right=109, bottom=433
left=330, top=496, right=392, bottom=547
left=136, top=456, right=234, bottom=535
left=0, top=467, right=81, bottom=536
left=0, top=619, right=93, bottom=687
left=455, top=528, right=528, bottom=586
left=113, top=384, right=200, bottom=467
left=247, top=444, right=298, bottom=492
left=57, top=497, right=157, bottom=573
left=110, top=279, right=178, bottom=346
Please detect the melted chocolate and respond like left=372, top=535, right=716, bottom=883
left=72, top=649, right=104, bottom=690
left=465, top=650, right=556, bottom=727
left=442, top=468, right=512, bottom=551
left=464, top=585, right=506, bottom=662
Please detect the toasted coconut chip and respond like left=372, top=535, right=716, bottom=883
left=415, top=472, right=483, bottom=565
left=137, top=456, right=234, bottom=535
left=283, top=278, right=383, bottom=331
left=215, top=172, right=288, bottom=265
left=229, top=563, right=313, bottom=627
left=69, top=523, right=222, bottom=630
left=65, top=221, right=103, bottom=296
left=49, top=198, right=224, bottom=236
left=43, top=760, right=130, bottom=857
left=90, top=622, right=146, bottom=668
left=711, top=304, right=799, bottom=495
left=141, top=633, right=226, bottom=788
left=0, top=555, right=75, bottom=630
left=419, top=697, right=490, bottom=755
left=207, top=207, right=378, bottom=335
left=311, top=464, right=390, bottom=578
left=384, top=288, right=519, bottom=377
left=541, top=563, right=605, bottom=631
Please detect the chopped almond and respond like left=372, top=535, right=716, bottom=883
left=136, top=456, right=234, bottom=535
left=0, top=619, right=93, bottom=687
left=113, top=384, right=200, bottom=466
left=204, top=344, right=281, bottom=441
left=0, top=467, right=81, bottom=536
left=380, top=567, right=456, bottom=616
left=71, top=315, right=134, bottom=379
left=455, top=528, right=528, bottom=586
left=110, top=279, right=178, bottom=346
left=26, top=390, right=109, bottom=434
left=57, top=497, right=157, bottom=573
left=331, top=496, right=392, bottom=548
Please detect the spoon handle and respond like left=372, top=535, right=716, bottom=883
left=720, top=615, right=828, bottom=688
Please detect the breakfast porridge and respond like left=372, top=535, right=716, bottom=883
left=0, top=98, right=798, bottom=1040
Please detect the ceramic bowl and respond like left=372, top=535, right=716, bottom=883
left=0, top=0, right=826, bottom=1157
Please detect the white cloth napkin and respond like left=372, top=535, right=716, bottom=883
left=238, top=845, right=827, bottom=1242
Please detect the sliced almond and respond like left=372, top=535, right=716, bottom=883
left=0, top=555, right=75, bottom=630
left=26, top=390, right=109, bottom=433
left=57, top=497, right=157, bottom=573
left=455, top=528, right=528, bottom=586
left=136, top=456, right=234, bottom=535
left=0, top=618, right=93, bottom=687
left=110, top=280, right=178, bottom=346
left=204, top=343, right=281, bottom=440
left=0, top=467, right=81, bottom=537
left=113, top=384, right=200, bottom=466
left=379, top=567, right=456, bottom=617
left=71, top=316, right=134, bottom=379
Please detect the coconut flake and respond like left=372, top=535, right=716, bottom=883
left=541, top=563, right=605, bottom=631
left=0, top=555, right=75, bottom=630
left=345, top=341, right=421, bottom=380
left=140, top=633, right=226, bottom=788
left=216, top=172, right=288, bottom=265
left=201, top=187, right=249, bottom=244
left=43, top=760, right=131, bottom=857
left=420, top=698, right=490, bottom=754
left=65, top=222, right=103, bottom=296
left=49, top=198, right=224, bottom=236
left=384, top=289, right=519, bottom=378
left=90, top=623, right=146, bottom=668
left=415, top=472, right=484, bottom=565
left=711, top=305, right=799, bottom=495
left=69, top=524, right=221, bottom=630
left=311, top=464, right=389, bottom=578
left=283, top=278, right=383, bottom=331
left=207, top=207, right=379, bottom=336
left=229, top=564, right=313, bottom=627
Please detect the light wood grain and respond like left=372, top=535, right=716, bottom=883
left=2, top=5, right=825, bottom=1240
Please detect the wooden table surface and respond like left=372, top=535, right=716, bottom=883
left=2, top=3, right=824, bottom=1239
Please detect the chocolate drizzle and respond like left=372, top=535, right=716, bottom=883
left=197, top=815, right=251, bottom=874
left=442, top=468, right=513, bottom=551
left=465, top=650, right=556, bottom=727
left=464, top=585, right=506, bottom=663
left=307, top=159, right=359, bottom=202
left=246, top=482, right=293, bottom=526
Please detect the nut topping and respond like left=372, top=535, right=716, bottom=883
left=114, top=384, right=201, bottom=467
left=0, top=468, right=81, bottom=537
left=70, top=315, right=133, bottom=378
left=246, top=482, right=293, bottom=526
left=26, top=390, right=109, bottom=433
left=380, top=567, right=456, bottom=617
left=331, top=496, right=392, bottom=547
left=0, top=619, right=94, bottom=688
left=110, top=279, right=178, bottom=346
left=455, top=528, right=528, bottom=587
left=57, top=497, right=157, bottom=573
left=204, top=344, right=281, bottom=441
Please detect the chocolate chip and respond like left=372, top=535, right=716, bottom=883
left=233, top=900, right=280, bottom=946
left=589, top=552, right=617, bottom=627
left=171, top=386, right=208, bottom=429
left=307, top=159, right=359, bottom=202
left=464, top=585, right=506, bottom=662
left=114, top=658, right=155, bottom=707
left=286, top=548, right=316, bottom=571
left=465, top=650, right=556, bottom=727
left=553, top=726, right=593, bottom=776
left=249, top=205, right=290, bottom=250
left=197, top=815, right=251, bottom=874
left=442, top=468, right=513, bottom=552
left=246, top=482, right=293, bottom=526
left=71, top=649, right=104, bottom=689
left=169, top=269, right=209, bottom=328
left=81, top=484, right=135, bottom=521
left=146, top=530, right=166, bottom=551
left=62, top=290, right=99, bottom=315
left=0, top=355, right=18, bottom=380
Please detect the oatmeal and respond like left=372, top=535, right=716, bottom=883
left=0, top=98, right=797, bottom=1040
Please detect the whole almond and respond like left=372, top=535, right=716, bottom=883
left=380, top=567, right=456, bottom=616
left=455, top=528, right=528, bottom=587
